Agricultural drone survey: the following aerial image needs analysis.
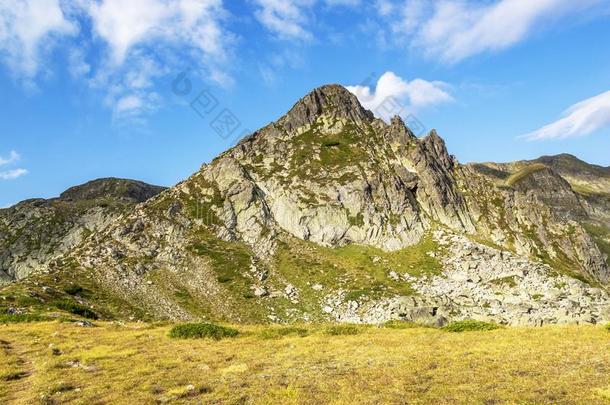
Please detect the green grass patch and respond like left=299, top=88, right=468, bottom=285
left=63, top=284, right=84, bottom=296
left=269, top=233, right=441, bottom=321
left=583, top=223, right=610, bottom=267
left=322, top=141, right=341, bottom=148
left=259, top=327, right=309, bottom=339
left=189, top=230, right=253, bottom=287
left=490, top=276, right=518, bottom=288
left=286, top=121, right=369, bottom=182
left=506, top=163, right=547, bottom=187
left=326, top=325, right=361, bottom=336
left=53, top=300, right=98, bottom=320
left=169, top=323, right=239, bottom=340
left=383, top=320, right=427, bottom=329
left=0, top=313, right=47, bottom=324
left=442, top=320, right=500, bottom=332
left=344, top=289, right=370, bottom=302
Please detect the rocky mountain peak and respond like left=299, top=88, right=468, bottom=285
left=59, top=178, right=166, bottom=203
left=388, top=115, right=417, bottom=139
left=278, top=84, right=375, bottom=132
left=2, top=84, right=610, bottom=327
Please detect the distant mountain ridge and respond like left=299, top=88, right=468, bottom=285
left=1, top=85, right=609, bottom=326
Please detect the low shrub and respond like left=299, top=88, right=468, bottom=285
left=0, top=313, right=46, bottom=324
left=259, top=327, right=309, bottom=339
left=442, top=320, right=500, bottom=332
left=169, top=323, right=239, bottom=340
left=605, top=323, right=610, bottom=332
left=64, top=285, right=84, bottom=296
left=322, top=141, right=341, bottom=148
left=53, top=300, right=98, bottom=320
left=216, top=276, right=232, bottom=284
left=326, top=325, right=361, bottom=336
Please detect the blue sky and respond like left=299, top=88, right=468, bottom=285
left=1, top=0, right=610, bottom=208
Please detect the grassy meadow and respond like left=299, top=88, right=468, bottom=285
left=1, top=321, right=610, bottom=404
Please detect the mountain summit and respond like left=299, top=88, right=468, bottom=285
left=1, top=85, right=609, bottom=326
left=279, top=84, right=375, bottom=132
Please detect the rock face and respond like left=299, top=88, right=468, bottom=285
left=0, top=178, right=165, bottom=284
left=1, top=85, right=609, bottom=326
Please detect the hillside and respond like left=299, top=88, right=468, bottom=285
left=0, top=178, right=165, bottom=284
left=1, top=85, right=609, bottom=327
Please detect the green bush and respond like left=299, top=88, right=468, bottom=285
left=322, top=141, right=341, bottom=148
left=605, top=323, right=610, bottom=332
left=64, top=285, right=84, bottom=296
left=442, top=320, right=500, bottom=332
left=53, top=300, right=98, bottom=320
left=169, top=323, right=239, bottom=340
left=0, top=313, right=46, bottom=324
left=259, top=327, right=309, bottom=339
left=326, top=325, right=361, bottom=336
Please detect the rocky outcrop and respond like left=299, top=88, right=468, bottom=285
left=0, top=178, right=165, bottom=284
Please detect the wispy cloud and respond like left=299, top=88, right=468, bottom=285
left=0, top=169, right=28, bottom=180
left=85, top=0, right=233, bottom=120
left=0, top=0, right=234, bottom=121
left=377, top=0, right=608, bottom=64
left=0, top=150, right=20, bottom=166
left=0, top=0, right=76, bottom=80
left=253, top=0, right=315, bottom=41
left=88, top=0, right=229, bottom=65
left=253, top=0, right=362, bottom=41
left=0, top=150, right=27, bottom=180
left=346, top=71, right=453, bottom=121
left=521, top=90, right=610, bottom=141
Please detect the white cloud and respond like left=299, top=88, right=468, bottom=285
left=83, top=0, right=232, bottom=120
left=0, top=0, right=76, bottom=78
left=111, top=91, right=162, bottom=122
left=0, top=168, right=28, bottom=180
left=253, top=0, right=360, bottom=40
left=346, top=71, right=453, bottom=121
left=0, top=150, right=20, bottom=166
left=115, top=94, right=144, bottom=114
left=253, top=0, right=314, bottom=41
left=88, top=0, right=228, bottom=64
left=521, top=90, right=610, bottom=141
left=379, top=0, right=607, bottom=63
left=0, top=0, right=233, bottom=120
left=0, top=151, right=27, bottom=180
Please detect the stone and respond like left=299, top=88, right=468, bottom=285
left=253, top=286, right=269, bottom=297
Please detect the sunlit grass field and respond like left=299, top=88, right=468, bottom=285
left=1, top=321, right=610, bottom=404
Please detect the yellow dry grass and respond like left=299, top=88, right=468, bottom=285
left=1, top=322, right=610, bottom=404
